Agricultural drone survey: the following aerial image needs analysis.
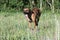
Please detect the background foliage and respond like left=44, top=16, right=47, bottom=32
left=0, top=0, right=60, bottom=12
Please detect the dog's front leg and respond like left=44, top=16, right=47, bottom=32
left=28, top=22, right=32, bottom=29
left=25, top=14, right=30, bottom=22
left=25, top=14, right=32, bottom=29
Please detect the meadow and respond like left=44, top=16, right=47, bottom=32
left=0, top=11, right=60, bottom=40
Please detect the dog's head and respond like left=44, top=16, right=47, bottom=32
left=23, top=8, right=30, bottom=14
left=23, top=8, right=32, bottom=22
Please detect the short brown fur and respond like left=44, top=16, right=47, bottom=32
left=23, top=7, right=41, bottom=29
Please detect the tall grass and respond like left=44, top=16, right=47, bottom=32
left=0, top=12, right=60, bottom=40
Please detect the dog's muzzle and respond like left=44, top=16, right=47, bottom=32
left=25, top=14, right=32, bottom=22
left=25, top=14, right=30, bottom=21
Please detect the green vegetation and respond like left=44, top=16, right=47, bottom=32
left=0, top=11, right=60, bottom=40
left=0, top=0, right=60, bottom=40
left=0, top=0, right=60, bottom=11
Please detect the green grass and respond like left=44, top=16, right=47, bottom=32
left=0, top=12, right=60, bottom=40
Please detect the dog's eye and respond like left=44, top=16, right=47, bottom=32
left=26, top=10, right=29, bottom=12
left=32, top=11, right=34, bottom=13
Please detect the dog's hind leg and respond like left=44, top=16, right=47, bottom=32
left=28, top=22, right=32, bottom=29
left=31, top=14, right=37, bottom=30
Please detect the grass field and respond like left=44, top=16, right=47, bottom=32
left=0, top=11, right=60, bottom=40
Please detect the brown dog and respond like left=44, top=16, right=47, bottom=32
left=23, top=7, right=41, bottom=29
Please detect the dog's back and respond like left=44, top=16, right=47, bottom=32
left=32, top=7, right=41, bottom=16
left=31, top=7, right=41, bottom=26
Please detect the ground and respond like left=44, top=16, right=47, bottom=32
left=0, top=11, right=60, bottom=40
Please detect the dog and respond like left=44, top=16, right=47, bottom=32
left=23, top=7, right=41, bottom=30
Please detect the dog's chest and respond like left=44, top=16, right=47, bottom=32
left=25, top=13, right=32, bottom=22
